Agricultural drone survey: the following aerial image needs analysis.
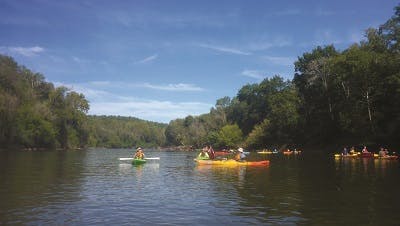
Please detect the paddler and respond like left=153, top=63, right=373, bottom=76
left=342, top=147, right=348, bottom=156
left=207, top=145, right=215, bottom=159
left=379, top=147, right=388, bottom=157
left=234, top=147, right=246, bottom=161
left=133, top=147, right=145, bottom=159
left=197, top=146, right=210, bottom=159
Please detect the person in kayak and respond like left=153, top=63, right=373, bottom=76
left=362, top=146, right=370, bottom=153
left=342, top=147, right=348, bottom=156
left=133, top=147, right=145, bottom=159
left=379, top=147, right=388, bottom=157
left=207, top=145, right=215, bottom=159
left=234, top=148, right=246, bottom=161
left=197, top=148, right=210, bottom=159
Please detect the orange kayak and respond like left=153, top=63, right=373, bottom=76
left=194, top=159, right=269, bottom=166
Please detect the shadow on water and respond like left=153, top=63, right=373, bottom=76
left=295, top=152, right=400, bottom=225
left=0, top=149, right=86, bottom=224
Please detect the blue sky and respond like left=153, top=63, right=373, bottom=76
left=1, top=0, right=398, bottom=123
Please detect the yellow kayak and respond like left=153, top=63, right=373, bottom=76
left=194, top=159, right=269, bottom=166
left=334, top=153, right=359, bottom=158
left=257, top=151, right=273, bottom=154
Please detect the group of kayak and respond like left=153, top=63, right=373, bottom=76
left=194, top=146, right=269, bottom=166
left=257, top=148, right=301, bottom=155
left=129, top=146, right=269, bottom=166
left=335, top=146, right=398, bottom=160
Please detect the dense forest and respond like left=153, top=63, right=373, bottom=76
left=87, top=115, right=166, bottom=148
left=1, top=5, right=399, bottom=151
left=0, top=55, right=167, bottom=149
left=0, top=55, right=89, bottom=149
left=165, top=5, right=400, bottom=150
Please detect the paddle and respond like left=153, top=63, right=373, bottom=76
left=119, top=157, right=160, bottom=160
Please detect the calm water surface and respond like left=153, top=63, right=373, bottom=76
left=1, top=149, right=399, bottom=225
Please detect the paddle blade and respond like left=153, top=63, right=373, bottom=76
left=119, top=157, right=133, bottom=160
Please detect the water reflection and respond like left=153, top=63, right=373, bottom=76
left=0, top=149, right=86, bottom=224
left=334, top=156, right=399, bottom=177
left=195, top=162, right=305, bottom=224
left=331, top=155, right=400, bottom=225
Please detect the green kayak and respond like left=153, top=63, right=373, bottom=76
left=132, top=158, right=146, bottom=165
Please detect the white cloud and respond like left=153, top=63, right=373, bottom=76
left=197, top=43, right=251, bottom=55
left=0, top=46, right=44, bottom=57
left=142, top=83, right=204, bottom=91
left=262, top=56, right=295, bottom=66
left=136, top=54, right=158, bottom=64
left=85, top=81, right=204, bottom=92
left=241, top=70, right=265, bottom=80
left=89, top=100, right=212, bottom=123
left=54, top=80, right=211, bottom=122
left=89, top=81, right=112, bottom=86
left=314, top=29, right=343, bottom=46
left=54, top=82, right=111, bottom=100
left=247, top=37, right=292, bottom=51
left=242, top=69, right=294, bottom=80
left=72, top=56, right=89, bottom=63
left=316, top=8, right=335, bottom=16
left=272, top=9, right=301, bottom=16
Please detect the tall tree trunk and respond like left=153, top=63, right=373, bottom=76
left=366, top=90, right=372, bottom=123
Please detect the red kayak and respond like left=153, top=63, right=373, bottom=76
left=214, top=151, right=232, bottom=157
left=361, top=152, right=375, bottom=158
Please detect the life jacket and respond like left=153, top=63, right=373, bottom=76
left=234, top=152, right=241, bottom=161
left=135, top=152, right=145, bottom=159
left=208, top=147, right=215, bottom=159
left=198, top=151, right=209, bottom=159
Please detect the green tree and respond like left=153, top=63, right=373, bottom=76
left=217, top=124, right=243, bottom=148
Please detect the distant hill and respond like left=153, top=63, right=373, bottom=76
left=87, top=115, right=167, bottom=148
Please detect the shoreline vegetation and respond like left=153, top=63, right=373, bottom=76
left=1, top=144, right=392, bottom=156
left=1, top=5, right=399, bottom=152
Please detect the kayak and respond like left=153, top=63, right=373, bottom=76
left=334, top=153, right=359, bottom=158
left=194, top=159, right=269, bottom=166
left=132, top=158, right=146, bottom=165
left=214, top=151, right=232, bottom=156
left=361, top=152, right=377, bottom=158
left=376, top=155, right=398, bottom=160
left=257, top=151, right=277, bottom=154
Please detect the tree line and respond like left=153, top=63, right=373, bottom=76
left=165, top=5, right=400, bottom=150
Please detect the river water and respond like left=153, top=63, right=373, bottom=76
left=0, top=148, right=399, bottom=225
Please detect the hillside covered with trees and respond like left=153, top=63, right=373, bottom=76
left=0, top=55, right=89, bottom=149
left=0, top=55, right=167, bottom=149
left=87, top=115, right=166, bottom=148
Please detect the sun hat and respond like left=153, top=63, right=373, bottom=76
left=137, top=147, right=142, bottom=151
left=238, top=147, right=243, bottom=152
